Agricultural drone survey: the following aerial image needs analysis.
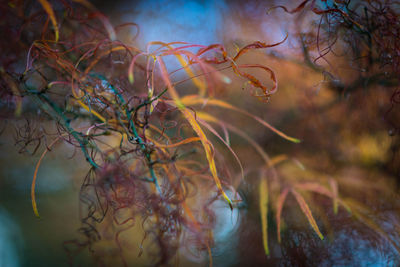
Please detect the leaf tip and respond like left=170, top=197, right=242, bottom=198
left=128, top=73, right=134, bottom=84
left=290, top=137, right=301, bottom=143
left=32, top=202, right=41, bottom=218
left=55, top=29, right=59, bottom=43
left=318, top=233, right=324, bottom=240
left=333, top=205, right=338, bottom=215
left=264, top=246, right=270, bottom=256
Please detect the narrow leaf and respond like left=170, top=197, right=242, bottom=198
left=291, top=189, right=324, bottom=240
left=157, top=56, right=233, bottom=209
left=329, top=178, right=339, bottom=214
left=179, top=96, right=300, bottom=143
left=259, top=170, right=269, bottom=255
left=196, top=113, right=244, bottom=182
left=276, top=188, right=289, bottom=243
left=32, top=138, right=59, bottom=218
left=344, top=198, right=400, bottom=253
left=38, top=0, right=59, bottom=42
left=72, top=0, right=116, bottom=40
left=155, top=137, right=201, bottom=148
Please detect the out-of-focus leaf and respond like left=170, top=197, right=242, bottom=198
left=155, top=137, right=201, bottom=148
left=259, top=170, right=269, bottom=255
left=268, top=154, right=288, bottom=168
left=291, top=189, right=324, bottom=240
left=295, top=182, right=333, bottom=198
left=267, top=0, right=311, bottom=14
left=37, top=0, right=59, bottom=42
left=72, top=0, right=116, bottom=40
left=276, top=187, right=289, bottom=243
left=329, top=178, right=339, bottom=214
left=2, top=71, right=22, bottom=116
left=343, top=198, right=400, bottom=253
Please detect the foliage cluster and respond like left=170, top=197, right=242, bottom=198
left=1, top=0, right=400, bottom=266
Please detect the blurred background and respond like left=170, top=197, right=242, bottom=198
left=1, top=0, right=400, bottom=266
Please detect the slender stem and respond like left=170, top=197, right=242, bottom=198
left=91, top=74, right=164, bottom=194
left=25, top=85, right=100, bottom=169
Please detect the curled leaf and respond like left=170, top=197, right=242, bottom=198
left=232, top=63, right=278, bottom=100
left=233, top=36, right=288, bottom=61
left=267, top=0, right=311, bottom=14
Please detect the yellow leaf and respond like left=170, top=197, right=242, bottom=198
left=153, top=137, right=201, bottom=148
left=276, top=188, right=289, bottom=243
left=74, top=99, right=106, bottom=122
left=291, top=189, right=324, bottom=240
left=259, top=170, right=269, bottom=255
left=195, top=112, right=244, bottom=182
left=31, top=138, right=60, bottom=217
left=149, top=41, right=207, bottom=96
left=196, top=112, right=271, bottom=167
left=179, top=96, right=300, bottom=143
left=37, top=0, right=59, bottom=42
left=157, top=56, right=233, bottom=208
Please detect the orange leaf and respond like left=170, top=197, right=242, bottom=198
left=71, top=0, right=116, bottom=40
left=343, top=198, right=400, bottom=253
left=195, top=112, right=244, bottom=182
left=31, top=138, right=60, bottom=217
left=295, top=182, right=333, bottom=198
left=157, top=56, right=233, bottom=209
left=37, top=0, right=59, bottom=42
left=291, top=189, right=324, bottom=240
